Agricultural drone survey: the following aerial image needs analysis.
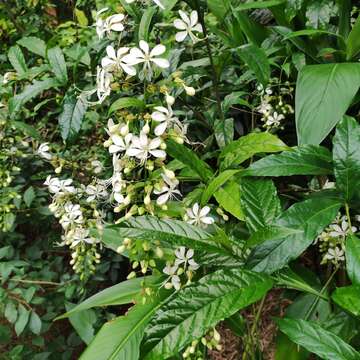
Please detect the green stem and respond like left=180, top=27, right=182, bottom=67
left=345, top=203, right=353, bottom=232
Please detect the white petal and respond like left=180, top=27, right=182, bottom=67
left=186, top=249, right=194, bottom=258
left=126, top=148, right=142, bottom=157
left=157, top=192, right=170, bottom=205
left=150, top=44, right=166, bottom=57
left=112, top=134, right=125, bottom=146
left=101, top=57, right=114, bottom=68
left=151, top=58, right=170, bottom=68
left=109, top=145, right=121, bottom=153
left=201, top=216, right=214, bottom=224
left=122, top=53, right=143, bottom=65
left=121, top=63, right=137, bottom=76
left=192, top=203, right=200, bottom=216
left=150, top=149, right=166, bottom=158
left=192, top=23, right=203, bottom=33
left=199, top=206, right=210, bottom=217
left=174, top=19, right=187, bottom=30
left=190, top=11, right=198, bottom=27
left=175, top=31, right=188, bottom=42
left=149, top=137, right=161, bottom=149
left=110, top=23, right=124, bottom=31
left=108, top=14, right=125, bottom=23
left=139, top=40, right=149, bottom=54
left=154, top=121, right=168, bottom=136
left=106, top=45, right=116, bottom=60
left=152, top=111, right=167, bottom=122
left=179, top=10, right=190, bottom=25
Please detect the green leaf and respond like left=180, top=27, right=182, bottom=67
left=138, top=7, right=156, bottom=42
left=296, top=63, right=360, bottom=145
left=47, top=47, right=68, bottom=84
left=207, top=0, right=231, bottom=20
left=57, top=276, right=163, bottom=319
left=4, top=302, right=17, bottom=324
left=9, top=78, right=60, bottom=118
left=11, top=121, right=41, bottom=140
left=142, top=269, right=273, bottom=359
left=346, top=234, right=360, bottom=285
left=8, top=45, right=28, bottom=75
left=347, top=16, right=360, bottom=60
left=29, top=311, right=42, bottom=335
left=214, top=181, right=245, bottom=220
left=240, top=178, right=281, bottom=233
left=166, top=140, right=213, bottom=183
left=236, top=44, right=270, bottom=86
left=220, top=132, right=289, bottom=170
left=108, top=97, right=145, bottom=115
left=247, top=197, right=341, bottom=273
left=201, top=169, right=241, bottom=205
left=59, top=93, right=88, bottom=141
left=74, top=8, right=88, bottom=26
left=244, top=145, right=333, bottom=176
left=15, top=304, right=30, bottom=336
left=17, top=36, right=46, bottom=57
left=80, top=291, right=168, bottom=360
left=276, top=318, right=360, bottom=360
left=23, top=186, right=35, bottom=207
left=214, top=118, right=234, bottom=148
left=332, top=285, right=360, bottom=317
left=332, top=116, right=360, bottom=201
left=235, top=0, right=285, bottom=10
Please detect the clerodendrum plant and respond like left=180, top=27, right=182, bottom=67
left=34, top=0, right=360, bottom=359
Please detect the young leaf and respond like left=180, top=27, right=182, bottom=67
left=47, top=47, right=68, bottom=84
left=244, top=145, right=333, bottom=176
left=8, top=45, right=28, bottom=75
left=276, top=318, right=360, bottom=360
left=346, top=15, right=360, bottom=60
left=247, top=197, right=341, bottom=273
left=332, top=285, right=360, bottom=317
left=296, top=63, right=360, bottom=145
left=166, top=140, right=214, bottom=182
left=220, top=132, right=289, bottom=170
left=17, top=36, right=46, bottom=57
left=240, top=178, right=281, bottom=233
left=59, top=93, right=88, bottom=141
left=236, top=43, right=270, bottom=86
left=15, top=304, right=30, bottom=336
left=57, top=275, right=163, bottom=319
left=214, top=180, right=244, bottom=220
left=108, top=97, right=145, bottom=115
left=346, top=234, right=360, bottom=285
left=142, top=269, right=273, bottom=359
left=138, top=7, right=156, bottom=42
left=29, top=311, right=42, bottom=335
left=332, top=116, right=360, bottom=201
left=23, top=186, right=35, bottom=207
left=9, top=78, right=60, bottom=118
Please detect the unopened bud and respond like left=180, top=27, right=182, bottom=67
left=142, top=122, right=150, bottom=134
left=166, top=94, right=175, bottom=106
left=184, top=86, right=195, bottom=96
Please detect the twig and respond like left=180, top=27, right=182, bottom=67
left=1, top=277, right=64, bottom=286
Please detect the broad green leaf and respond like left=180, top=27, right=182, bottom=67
left=138, top=7, right=156, bottom=42
left=240, top=178, right=281, bottom=233
left=108, top=97, right=145, bottom=115
left=221, top=91, right=250, bottom=114
left=235, top=0, right=285, bottom=10
left=74, top=8, right=88, bottom=26
left=15, top=304, right=30, bottom=336
left=347, top=16, right=360, bottom=60
left=104, top=216, right=238, bottom=260
left=207, top=0, right=231, bottom=20
left=247, top=197, right=341, bottom=273
left=346, top=234, right=360, bottom=285
left=214, top=181, right=244, bottom=220
left=23, top=186, right=35, bottom=207
left=57, top=276, right=163, bottom=319
left=47, top=47, right=68, bottom=84
left=220, top=132, right=289, bottom=170
left=214, top=117, right=234, bottom=148
left=296, top=63, right=360, bottom=145
left=9, top=78, right=60, bottom=117
left=80, top=291, right=169, bottom=360
left=59, top=93, right=88, bottom=141
left=4, top=302, right=17, bottom=324
left=236, top=44, right=270, bottom=86
left=201, top=169, right=241, bottom=205
left=305, top=1, right=335, bottom=29
left=119, top=0, right=141, bottom=19
left=8, top=45, right=27, bottom=75
left=166, top=140, right=213, bottom=182
left=276, top=318, right=360, bottom=360
left=244, top=145, right=333, bottom=176
left=29, top=311, right=42, bottom=335
left=332, top=285, right=360, bottom=317
left=332, top=116, right=360, bottom=201
left=142, top=269, right=273, bottom=359
left=11, top=121, right=41, bottom=140
left=17, top=36, right=46, bottom=57
left=160, top=0, right=178, bottom=11
left=283, top=29, right=341, bottom=40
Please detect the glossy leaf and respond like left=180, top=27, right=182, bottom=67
left=234, top=0, right=285, bottom=10
left=214, top=117, right=234, bottom=148
left=142, top=269, right=273, bottom=359
left=346, top=15, right=360, bottom=60
left=47, top=47, right=68, bottom=84
left=108, top=97, right=145, bottom=115
left=240, top=178, right=281, bottom=233
left=332, top=285, right=360, bottom=317
left=296, top=63, right=360, bottom=145
left=166, top=140, right=213, bottom=182
left=28, top=311, right=42, bottom=335
left=214, top=181, right=244, bottom=220
left=247, top=197, right=341, bottom=273
left=244, top=145, right=333, bottom=176
left=8, top=45, right=27, bottom=75
left=346, top=234, right=360, bottom=285
left=15, top=304, right=30, bottom=336
left=59, top=93, right=88, bottom=141
left=220, top=132, right=289, bottom=170
left=57, top=276, right=163, bottom=319
left=236, top=44, right=270, bottom=86
left=276, top=318, right=360, bottom=360
left=139, top=7, right=156, bottom=42
left=17, top=36, right=46, bottom=57
left=332, top=116, right=360, bottom=200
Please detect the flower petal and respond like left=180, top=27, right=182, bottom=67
left=154, top=121, right=168, bottom=136
left=139, top=40, right=149, bottom=54
left=106, top=45, right=116, bottom=60
left=151, top=58, right=170, bottom=68
left=174, top=19, right=186, bottom=30
left=150, top=44, right=166, bottom=57
left=175, top=31, right=188, bottom=42
left=190, top=11, right=198, bottom=27
left=150, top=149, right=166, bottom=158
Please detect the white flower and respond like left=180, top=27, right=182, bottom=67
left=174, top=247, right=199, bottom=271
left=126, top=132, right=166, bottom=163
left=265, top=111, right=285, bottom=128
left=85, top=184, right=108, bottom=202
left=96, top=66, right=113, bottom=103
left=109, top=133, right=133, bottom=154
left=58, top=179, right=76, bottom=194
left=96, top=9, right=125, bottom=39
left=60, top=203, right=83, bottom=229
left=323, top=247, right=345, bottom=263
left=151, top=105, right=179, bottom=136
left=123, top=41, right=169, bottom=79
left=154, top=174, right=181, bottom=205
left=174, top=10, right=203, bottom=43
left=101, top=46, right=136, bottom=76
left=37, top=143, right=52, bottom=160
left=91, top=160, right=103, bottom=174
left=126, top=0, right=164, bottom=10
left=163, top=264, right=181, bottom=290
left=44, top=176, right=76, bottom=195
left=328, top=216, right=357, bottom=238
left=186, top=203, right=214, bottom=227
left=71, top=228, right=96, bottom=247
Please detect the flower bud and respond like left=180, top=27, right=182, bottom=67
left=164, top=282, right=173, bottom=289
left=166, top=94, right=175, bottom=106
left=163, top=168, right=175, bottom=179
left=55, top=166, right=62, bottom=174
left=120, top=123, right=129, bottom=136
left=104, top=139, right=112, bottom=147
left=144, top=194, right=151, bottom=205
left=142, top=122, right=150, bottom=134
left=127, top=271, right=136, bottom=279
left=160, top=142, right=167, bottom=150
left=116, top=245, right=126, bottom=253
left=184, top=86, right=196, bottom=96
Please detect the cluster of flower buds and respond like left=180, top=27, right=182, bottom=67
left=182, top=328, right=221, bottom=358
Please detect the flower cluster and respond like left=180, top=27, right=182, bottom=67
left=256, top=80, right=294, bottom=130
